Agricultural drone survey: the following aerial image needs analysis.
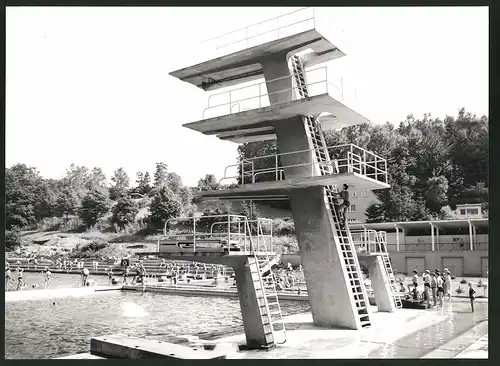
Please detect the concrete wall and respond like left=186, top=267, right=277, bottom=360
left=387, top=251, right=488, bottom=277
left=385, top=234, right=489, bottom=252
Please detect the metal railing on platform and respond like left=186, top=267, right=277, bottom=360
left=200, top=7, right=347, bottom=62
left=350, top=229, right=388, bottom=254
left=219, top=143, right=388, bottom=186
left=202, top=66, right=358, bottom=120
left=159, top=215, right=279, bottom=255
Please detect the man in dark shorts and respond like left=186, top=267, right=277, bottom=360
left=335, top=183, right=350, bottom=227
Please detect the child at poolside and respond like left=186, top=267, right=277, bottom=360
left=16, top=268, right=25, bottom=290
left=44, top=268, right=52, bottom=288
left=468, top=282, right=476, bottom=312
left=81, top=267, right=90, bottom=286
left=412, top=270, right=419, bottom=290
left=435, top=272, right=444, bottom=307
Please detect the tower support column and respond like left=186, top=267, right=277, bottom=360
left=364, top=255, right=396, bottom=313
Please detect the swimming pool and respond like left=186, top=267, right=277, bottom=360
left=5, top=274, right=310, bottom=359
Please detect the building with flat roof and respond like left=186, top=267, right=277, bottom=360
left=349, top=219, right=488, bottom=277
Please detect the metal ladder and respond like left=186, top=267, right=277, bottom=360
left=376, top=233, right=403, bottom=309
left=245, top=219, right=286, bottom=347
left=290, top=53, right=372, bottom=328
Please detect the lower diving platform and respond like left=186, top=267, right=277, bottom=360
left=198, top=143, right=389, bottom=202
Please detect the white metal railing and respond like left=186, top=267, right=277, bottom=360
left=200, top=7, right=346, bottom=62
left=202, top=66, right=357, bottom=120
left=219, top=143, right=388, bottom=186
left=350, top=229, right=388, bottom=254
left=159, top=215, right=277, bottom=255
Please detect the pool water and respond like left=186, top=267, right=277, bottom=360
left=5, top=274, right=310, bottom=359
left=6, top=272, right=111, bottom=290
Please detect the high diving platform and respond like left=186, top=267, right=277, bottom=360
left=169, top=8, right=346, bottom=91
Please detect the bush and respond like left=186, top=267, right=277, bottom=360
left=272, top=235, right=299, bottom=254
left=455, top=286, right=464, bottom=294
left=70, top=238, right=108, bottom=258
left=5, top=227, right=24, bottom=251
left=460, top=278, right=467, bottom=284
left=272, top=218, right=295, bottom=236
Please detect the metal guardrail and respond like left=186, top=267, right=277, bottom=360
left=350, top=229, right=388, bottom=254
left=200, top=7, right=347, bottom=61
left=202, top=66, right=356, bottom=120
left=219, top=143, right=388, bottom=186
left=160, top=215, right=278, bottom=255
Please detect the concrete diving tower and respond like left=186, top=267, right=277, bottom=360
left=169, top=7, right=400, bottom=343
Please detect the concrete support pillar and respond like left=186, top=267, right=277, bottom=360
left=365, top=255, right=396, bottom=313
left=260, top=53, right=365, bottom=330
left=230, top=257, right=272, bottom=348
left=260, top=53, right=294, bottom=105
left=436, top=227, right=440, bottom=250
left=468, top=220, right=474, bottom=251
left=394, top=224, right=400, bottom=252
left=429, top=223, right=435, bottom=252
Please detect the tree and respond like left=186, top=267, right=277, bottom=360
left=166, top=172, right=183, bottom=194
left=86, top=167, right=108, bottom=191
left=153, top=162, right=169, bottom=188
left=111, top=196, right=139, bottom=229
left=424, top=175, right=449, bottom=213
left=62, top=164, right=90, bottom=200
left=365, top=203, right=385, bottom=223
left=79, top=189, right=110, bottom=228
left=135, top=171, right=152, bottom=196
left=197, top=174, right=220, bottom=191
left=109, top=168, right=130, bottom=200
left=56, top=188, right=79, bottom=222
left=5, top=227, right=24, bottom=251
left=149, top=186, right=182, bottom=229
left=5, top=164, right=47, bottom=229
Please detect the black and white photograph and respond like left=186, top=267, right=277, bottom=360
left=4, top=5, right=489, bottom=359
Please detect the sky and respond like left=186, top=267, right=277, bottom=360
left=6, top=6, right=489, bottom=187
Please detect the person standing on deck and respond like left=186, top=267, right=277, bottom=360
left=436, top=273, right=444, bottom=307
left=16, top=268, right=25, bottom=290
left=44, top=268, right=52, bottom=288
left=81, top=266, right=90, bottom=286
left=412, top=270, right=419, bottom=290
left=430, top=272, right=438, bottom=307
left=443, top=269, right=452, bottom=300
left=422, top=270, right=431, bottom=307
left=468, top=282, right=476, bottom=312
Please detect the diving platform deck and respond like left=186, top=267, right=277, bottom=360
left=185, top=93, right=369, bottom=143
left=170, top=29, right=344, bottom=92
left=198, top=172, right=389, bottom=202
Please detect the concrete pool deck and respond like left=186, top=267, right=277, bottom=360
left=61, top=301, right=488, bottom=359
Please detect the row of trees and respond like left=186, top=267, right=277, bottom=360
left=237, top=109, right=488, bottom=222
left=5, top=162, right=202, bottom=234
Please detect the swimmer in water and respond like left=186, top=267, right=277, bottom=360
left=44, top=268, right=52, bottom=288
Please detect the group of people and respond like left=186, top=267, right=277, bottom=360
left=406, top=268, right=476, bottom=312
left=5, top=261, right=52, bottom=291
